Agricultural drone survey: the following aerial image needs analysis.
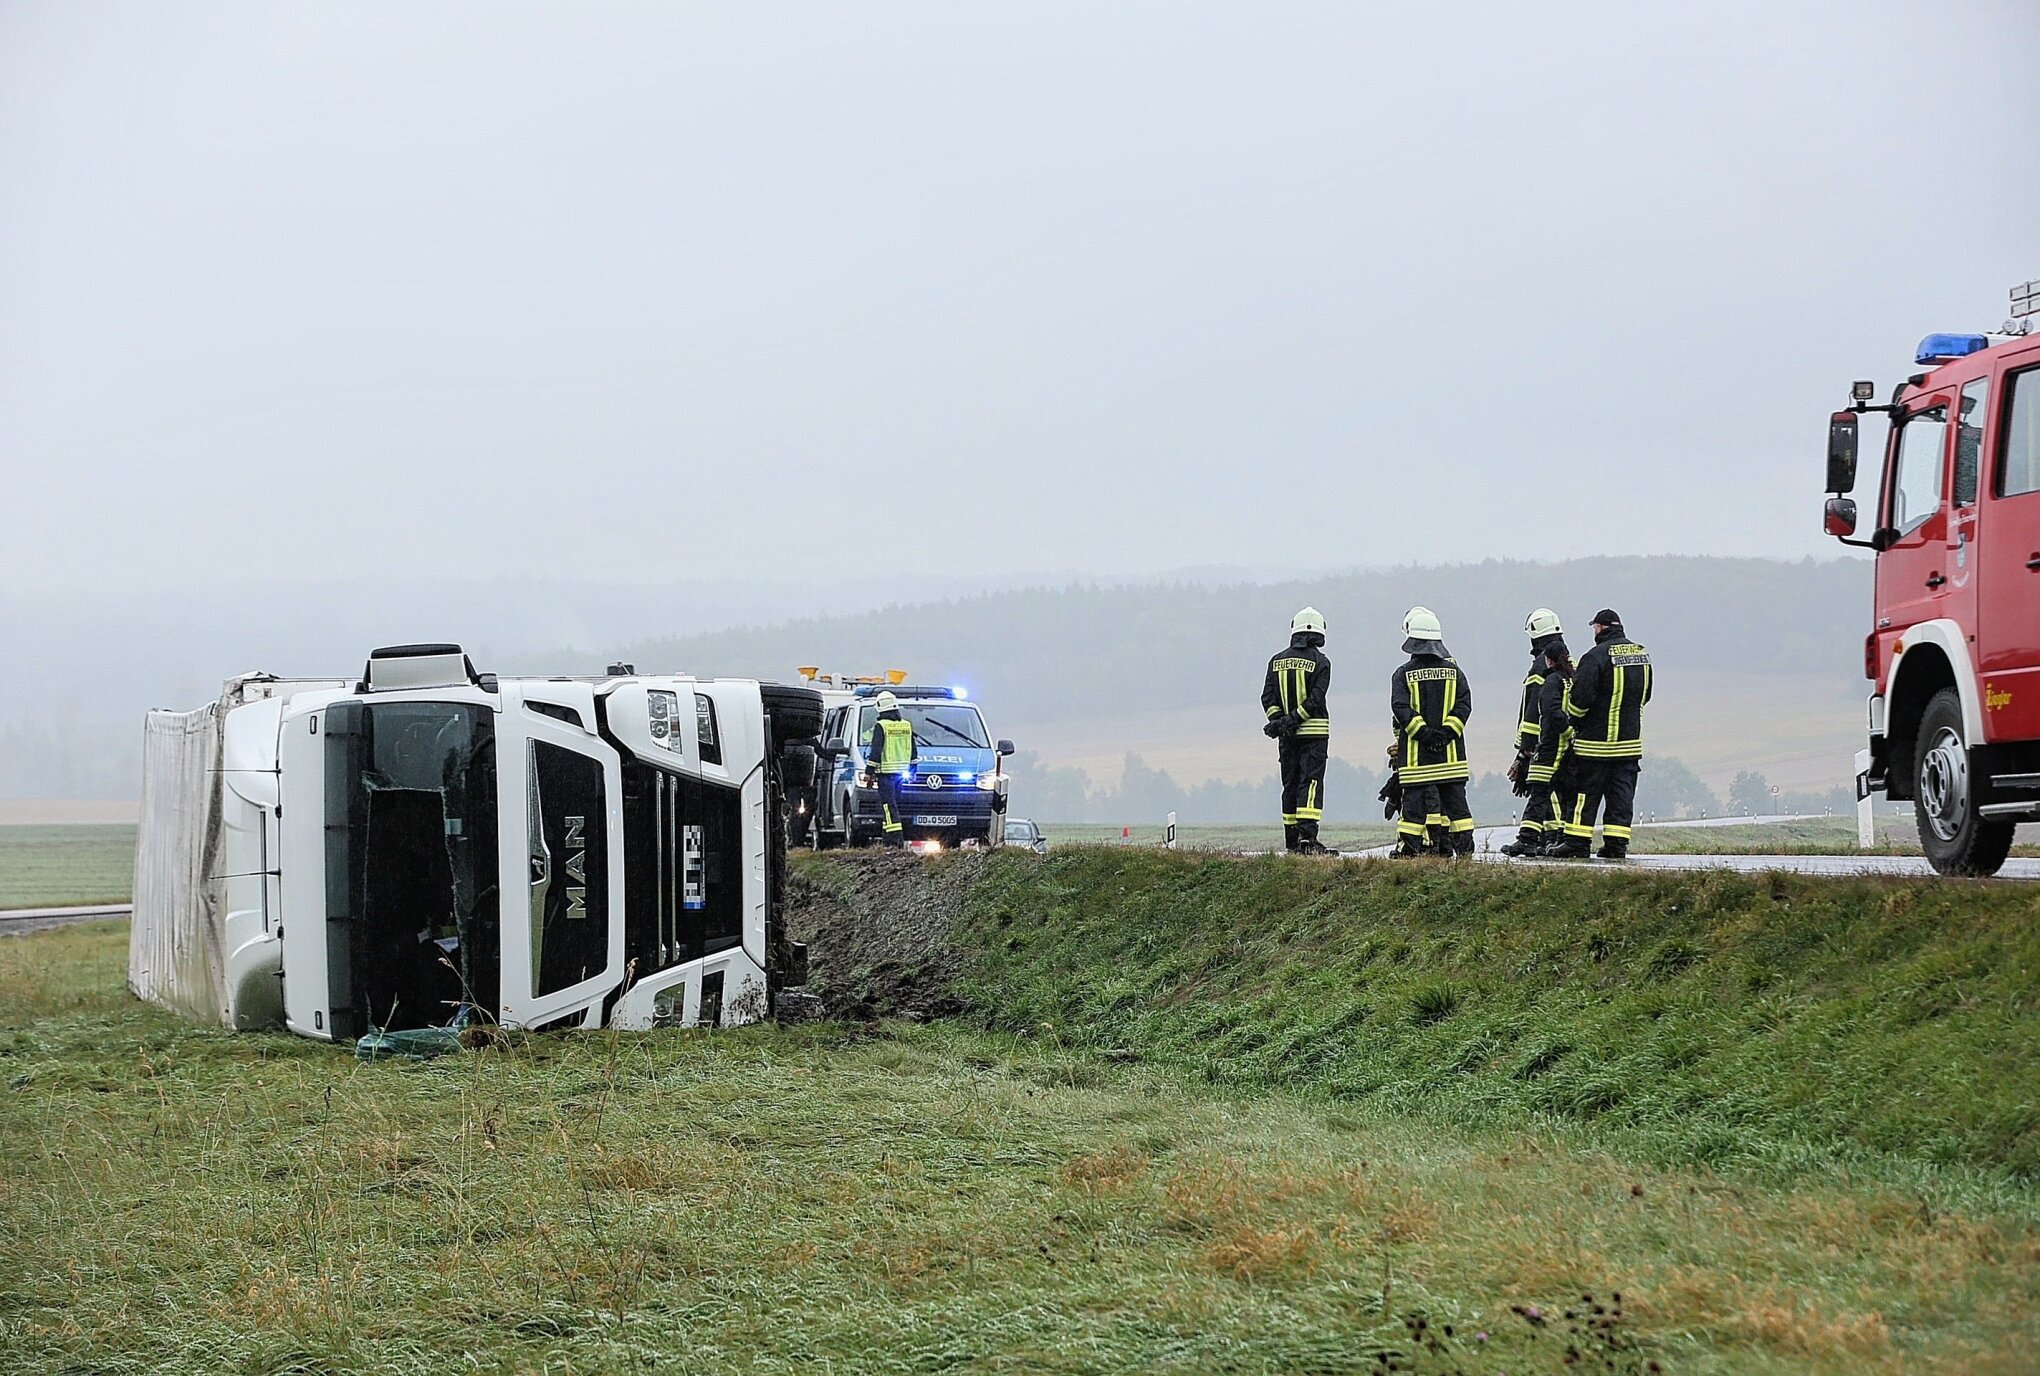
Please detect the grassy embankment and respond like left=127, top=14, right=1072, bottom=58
left=4, top=855, right=2039, bottom=1373
left=0, top=823, right=134, bottom=907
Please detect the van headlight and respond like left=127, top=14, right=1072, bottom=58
left=977, top=773, right=1002, bottom=791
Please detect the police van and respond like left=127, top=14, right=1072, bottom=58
left=809, top=684, right=1013, bottom=850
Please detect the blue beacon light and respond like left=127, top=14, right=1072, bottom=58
left=1915, top=333, right=1990, bottom=366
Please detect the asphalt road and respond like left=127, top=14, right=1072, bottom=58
left=1337, top=818, right=2040, bottom=881
left=0, top=903, right=133, bottom=936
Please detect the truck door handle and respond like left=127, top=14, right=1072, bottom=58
left=2027, top=555, right=2040, bottom=571
left=1925, top=573, right=1946, bottom=588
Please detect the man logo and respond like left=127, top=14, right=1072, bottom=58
left=565, top=815, right=587, bottom=919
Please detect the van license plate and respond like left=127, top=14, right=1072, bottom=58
left=913, top=815, right=958, bottom=826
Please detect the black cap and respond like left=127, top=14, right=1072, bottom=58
left=1591, top=608, right=1621, bottom=627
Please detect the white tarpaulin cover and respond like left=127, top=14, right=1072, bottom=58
left=129, top=704, right=229, bottom=1024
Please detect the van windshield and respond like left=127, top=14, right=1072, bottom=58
left=860, top=703, right=990, bottom=750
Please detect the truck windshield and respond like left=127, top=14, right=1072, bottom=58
left=325, top=701, right=499, bottom=1031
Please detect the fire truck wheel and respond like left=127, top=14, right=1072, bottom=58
left=1913, top=687, right=2016, bottom=876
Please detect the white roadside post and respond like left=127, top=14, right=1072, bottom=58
left=1855, top=749, right=1875, bottom=849
left=1165, top=811, right=1178, bottom=851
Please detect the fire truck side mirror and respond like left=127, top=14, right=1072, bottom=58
left=1823, top=496, right=1858, bottom=539
left=1826, top=411, right=1859, bottom=493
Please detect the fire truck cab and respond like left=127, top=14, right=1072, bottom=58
left=1823, top=280, right=2040, bottom=875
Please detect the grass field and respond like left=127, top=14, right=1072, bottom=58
left=7, top=856, right=2040, bottom=1372
left=0, top=823, right=135, bottom=907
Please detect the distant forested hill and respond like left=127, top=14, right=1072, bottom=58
left=620, top=555, right=1867, bottom=723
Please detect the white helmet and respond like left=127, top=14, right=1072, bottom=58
left=1402, top=606, right=1443, bottom=641
left=875, top=691, right=901, bottom=714
left=1291, top=606, right=1326, bottom=635
left=1525, top=607, right=1562, bottom=638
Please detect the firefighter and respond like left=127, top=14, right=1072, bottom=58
left=867, top=690, right=917, bottom=847
left=1501, top=608, right=1566, bottom=856
left=1551, top=608, right=1652, bottom=860
left=1389, top=607, right=1474, bottom=858
left=1523, top=635, right=1579, bottom=855
left=1261, top=607, right=1335, bottom=856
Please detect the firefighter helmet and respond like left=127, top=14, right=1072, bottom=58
left=1402, top=606, right=1443, bottom=640
left=875, top=691, right=901, bottom=714
left=1291, top=606, right=1327, bottom=635
left=1525, top=607, right=1562, bottom=638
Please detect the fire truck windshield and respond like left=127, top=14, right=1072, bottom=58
left=1890, top=409, right=1948, bottom=535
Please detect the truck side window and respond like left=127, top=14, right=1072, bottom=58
left=2002, top=367, right=2040, bottom=498
left=1889, top=407, right=1948, bottom=535
left=1955, top=378, right=1988, bottom=507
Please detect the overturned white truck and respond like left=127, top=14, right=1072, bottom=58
left=130, top=644, right=823, bottom=1041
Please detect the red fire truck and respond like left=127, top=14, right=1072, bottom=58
left=1824, top=280, right=2040, bottom=875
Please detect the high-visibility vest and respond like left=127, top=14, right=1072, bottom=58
left=872, top=717, right=914, bottom=774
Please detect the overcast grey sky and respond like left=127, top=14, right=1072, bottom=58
left=3, top=1, right=2036, bottom=593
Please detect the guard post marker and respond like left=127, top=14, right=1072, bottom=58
left=1165, top=812, right=1177, bottom=851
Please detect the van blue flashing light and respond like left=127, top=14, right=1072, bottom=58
left=950, top=686, right=968, bottom=700
left=1916, top=333, right=1990, bottom=365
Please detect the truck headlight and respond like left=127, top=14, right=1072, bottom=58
left=647, top=691, right=683, bottom=753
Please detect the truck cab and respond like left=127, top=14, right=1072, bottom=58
left=809, top=686, right=1014, bottom=850
left=1823, top=283, right=2040, bottom=875
left=129, top=645, right=822, bottom=1040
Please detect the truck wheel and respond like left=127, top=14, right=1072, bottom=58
left=780, top=742, right=817, bottom=789
left=1913, top=688, right=2015, bottom=876
left=760, top=684, right=824, bottom=750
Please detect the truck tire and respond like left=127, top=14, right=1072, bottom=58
left=780, top=742, right=817, bottom=789
left=759, top=683, right=824, bottom=749
left=1913, top=687, right=2015, bottom=876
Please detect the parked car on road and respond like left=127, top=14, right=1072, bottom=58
left=1003, top=817, right=1048, bottom=854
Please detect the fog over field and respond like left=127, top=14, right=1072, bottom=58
left=2, top=3, right=2036, bottom=807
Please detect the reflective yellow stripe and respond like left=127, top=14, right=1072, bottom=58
left=1399, top=762, right=1472, bottom=782
left=1449, top=818, right=1476, bottom=832
left=1397, top=821, right=1427, bottom=836
left=1603, top=825, right=1632, bottom=839
left=1607, top=659, right=1624, bottom=743
left=1572, top=739, right=1643, bottom=758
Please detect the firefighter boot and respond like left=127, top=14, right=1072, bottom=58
left=1544, top=835, right=1591, bottom=859
left=1389, top=838, right=1427, bottom=859
left=1596, top=841, right=1629, bottom=862
left=1500, top=829, right=1542, bottom=857
left=1284, top=824, right=1300, bottom=853
left=1296, top=839, right=1340, bottom=858
left=1450, top=832, right=1476, bottom=858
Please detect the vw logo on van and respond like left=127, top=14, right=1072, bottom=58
left=923, top=774, right=943, bottom=790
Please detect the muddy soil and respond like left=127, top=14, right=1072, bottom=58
left=785, top=851, right=981, bottom=1020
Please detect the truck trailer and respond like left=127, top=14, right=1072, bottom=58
left=128, top=644, right=822, bottom=1040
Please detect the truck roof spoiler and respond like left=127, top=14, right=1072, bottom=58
left=359, top=643, right=495, bottom=694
